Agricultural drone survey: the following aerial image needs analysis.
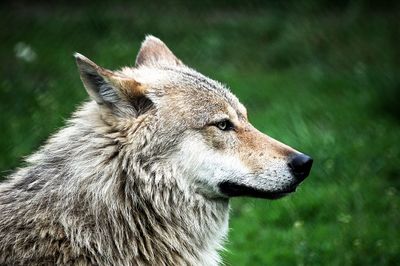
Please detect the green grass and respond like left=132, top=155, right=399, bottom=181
left=1, top=2, right=399, bottom=265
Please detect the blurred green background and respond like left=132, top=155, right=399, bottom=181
left=1, top=1, right=399, bottom=265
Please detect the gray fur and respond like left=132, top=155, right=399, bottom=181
left=0, top=100, right=229, bottom=265
left=0, top=35, right=306, bottom=265
left=0, top=37, right=232, bottom=266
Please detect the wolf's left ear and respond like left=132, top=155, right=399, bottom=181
left=75, top=53, right=149, bottom=115
left=135, top=35, right=183, bottom=67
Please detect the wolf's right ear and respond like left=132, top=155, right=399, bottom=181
left=74, top=53, right=149, bottom=115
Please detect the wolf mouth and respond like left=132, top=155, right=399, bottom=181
left=218, top=181, right=296, bottom=200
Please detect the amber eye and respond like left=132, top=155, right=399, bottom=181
left=215, top=119, right=234, bottom=131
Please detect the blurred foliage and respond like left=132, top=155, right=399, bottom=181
left=0, top=1, right=399, bottom=265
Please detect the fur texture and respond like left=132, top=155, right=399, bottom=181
left=0, top=36, right=311, bottom=265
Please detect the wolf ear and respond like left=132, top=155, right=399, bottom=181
left=135, top=35, right=183, bottom=67
left=74, top=53, right=149, bottom=114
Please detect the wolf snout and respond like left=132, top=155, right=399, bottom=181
left=288, top=153, right=313, bottom=182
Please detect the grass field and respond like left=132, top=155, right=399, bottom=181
left=1, top=2, right=399, bottom=265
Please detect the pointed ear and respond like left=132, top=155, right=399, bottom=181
left=74, top=53, right=118, bottom=105
left=74, top=53, right=150, bottom=115
left=135, top=35, right=183, bottom=67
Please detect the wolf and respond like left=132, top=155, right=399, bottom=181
left=0, top=36, right=312, bottom=265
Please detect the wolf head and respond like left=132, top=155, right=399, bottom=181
left=74, top=36, right=312, bottom=201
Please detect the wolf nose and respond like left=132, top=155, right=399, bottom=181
left=288, top=153, right=313, bottom=182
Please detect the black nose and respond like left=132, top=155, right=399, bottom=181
left=288, top=153, right=313, bottom=182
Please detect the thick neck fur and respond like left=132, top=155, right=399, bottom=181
left=0, top=102, right=229, bottom=266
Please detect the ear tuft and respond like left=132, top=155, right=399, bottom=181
left=135, top=35, right=183, bottom=67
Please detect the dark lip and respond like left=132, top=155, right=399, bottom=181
left=218, top=181, right=297, bottom=200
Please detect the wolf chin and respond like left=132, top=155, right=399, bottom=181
left=0, top=36, right=312, bottom=265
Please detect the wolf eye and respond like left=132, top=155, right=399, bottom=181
left=215, top=119, right=234, bottom=131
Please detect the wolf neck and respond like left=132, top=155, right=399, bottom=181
left=98, top=162, right=230, bottom=266
left=17, top=102, right=230, bottom=265
left=86, top=165, right=230, bottom=266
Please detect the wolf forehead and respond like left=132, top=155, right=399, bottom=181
left=119, top=64, right=247, bottom=121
